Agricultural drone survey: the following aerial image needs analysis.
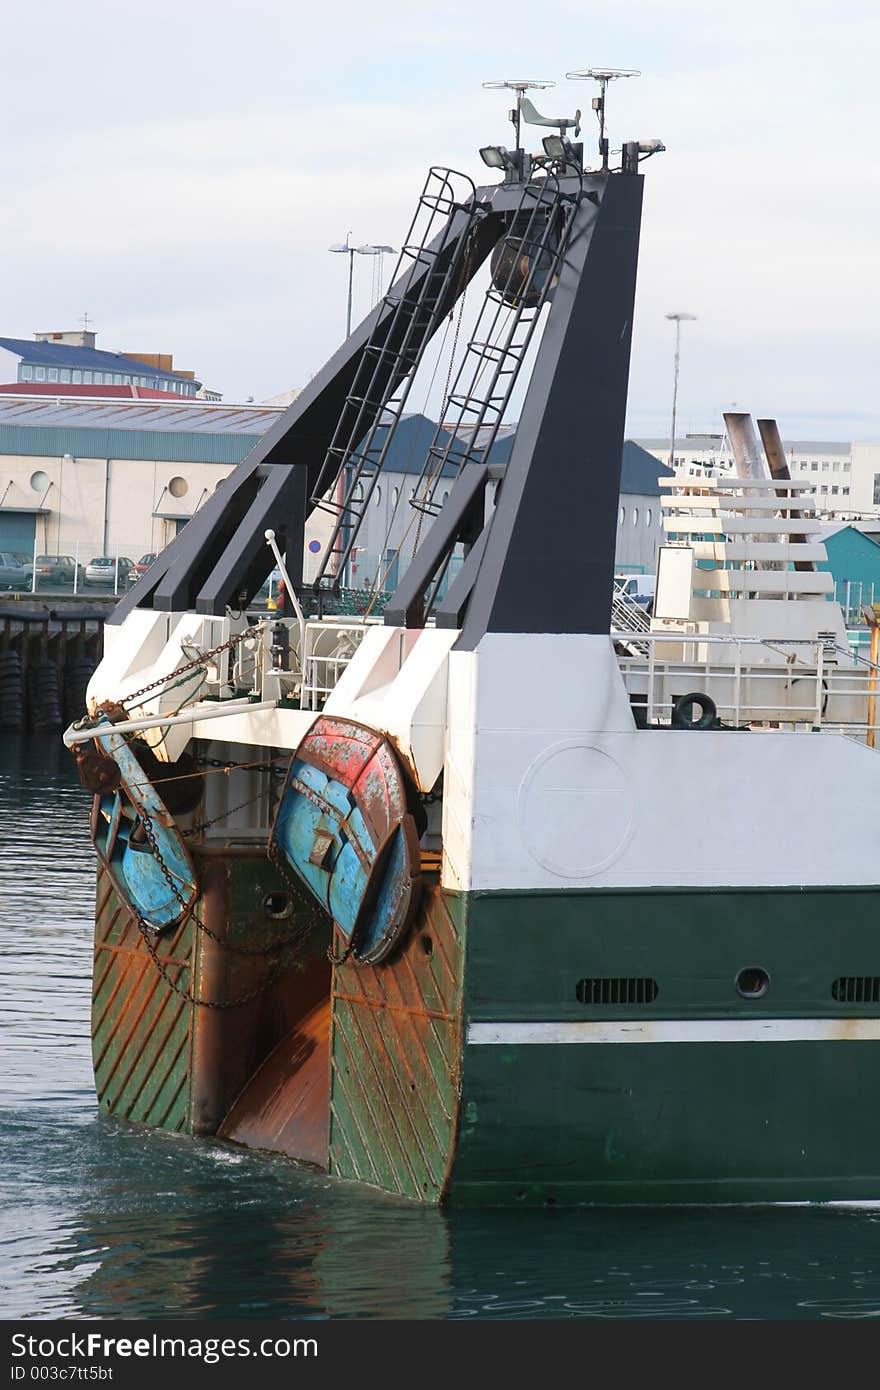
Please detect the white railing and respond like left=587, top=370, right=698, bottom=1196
left=837, top=579, right=878, bottom=625
left=299, top=618, right=374, bottom=709
left=610, top=579, right=652, bottom=654
left=613, top=631, right=879, bottom=746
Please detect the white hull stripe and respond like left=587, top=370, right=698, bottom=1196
left=467, top=1020, right=880, bottom=1046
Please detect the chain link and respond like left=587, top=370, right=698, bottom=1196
left=139, top=806, right=310, bottom=959
left=127, top=799, right=314, bottom=1007
left=74, top=622, right=271, bottom=736
left=121, top=623, right=269, bottom=708
left=132, top=908, right=295, bottom=1011
left=84, top=620, right=312, bottom=1006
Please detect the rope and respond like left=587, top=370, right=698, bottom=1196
left=362, top=315, right=454, bottom=601
left=411, top=286, right=469, bottom=558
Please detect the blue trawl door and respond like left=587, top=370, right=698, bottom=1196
left=0, top=512, right=36, bottom=553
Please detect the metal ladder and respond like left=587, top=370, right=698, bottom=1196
left=309, top=167, right=484, bottom=594
left=408, top=168, right=583, bottom=525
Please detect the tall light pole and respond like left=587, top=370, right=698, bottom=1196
left=665, top=311, right=696, bottom=469
left=327, top=235, right=395, bottom=590
left=328, top=236, right=396, bottom=338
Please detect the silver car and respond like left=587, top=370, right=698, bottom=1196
left=84, top=556, right=135, bottom=587
left=0, top=551, right=27, bottom=590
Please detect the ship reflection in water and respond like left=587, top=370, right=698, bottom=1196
left=2, top=735, right=880, bottom=1321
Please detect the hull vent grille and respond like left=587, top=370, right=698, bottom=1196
left=831, top=976, right=880, bottom=1004
left=576, top=977, right=659, bottom=1006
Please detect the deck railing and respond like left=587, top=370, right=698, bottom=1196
left=613, top=631, right=879, bottom=746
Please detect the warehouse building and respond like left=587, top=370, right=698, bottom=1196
left=0, top=393, right=671, bottom=589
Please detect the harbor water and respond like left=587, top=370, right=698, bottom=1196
left=2, top=735, right=880, bottom=1322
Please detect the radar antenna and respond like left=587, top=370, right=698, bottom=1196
left=566, top=67, right=640, bottom=171
left=482, top=79, right=555, bottom=157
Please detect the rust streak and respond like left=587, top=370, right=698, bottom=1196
left=94, top=873, right=115, bottom=920
left=135, top=1016, right=190, bottom=1122
left=126, top=990, right=188, bottom=1114
left=92, top=937, right=193, bottom=969
left=332, top=1010, right=400, bottom=1189
left=92, top=905, right=133, bottom=1001
left=93, top=952, right=156, bottom=1071
left=375, top=986, right=445, bottom=1155
left=397, top=950, right=455, bottom=1121
left=93, top=915, right=191, bottom=1071
left=92, top=938, right=125, bottom=1007
left=327, top=1041, right=388, bottom=1191
left=102, top=963, right=177, bottom=1107
left=421, top=894, right=458, bottom=992
left=92, top=968, right=134, bottom=1054
left=367, top=946, right=455, bottom=1123
left=155, top=1058, right=190, bottom=1130
left=95, top=896, right=125, bottom=948
left=331, top=990, right=454, bottom=1023
left=344, top=994, right=434, bottom=1190
left=328, top=1101, right=359, bottom=1178
left=97, top=916, right=191, bottom=1083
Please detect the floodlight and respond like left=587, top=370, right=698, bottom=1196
left=479, top=145, right=511, bottom=169
left=542, top=134, right=567, bottom=160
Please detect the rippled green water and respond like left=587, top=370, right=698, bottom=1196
left=2, top=735, right=880, bottom=1321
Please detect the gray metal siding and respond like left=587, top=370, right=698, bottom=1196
left=0, top=425, right=260, bottom=465
left=0, top=512, right=36, bottom=552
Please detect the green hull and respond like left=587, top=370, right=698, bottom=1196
left=449, top=885, right=880, bottom=1204
left=92, top=862, right=880, bottom=1205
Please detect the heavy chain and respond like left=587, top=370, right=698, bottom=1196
left=265, top=831, right=346, bottom=965
left=182, top=789, right=266, bottom=839
left=132, top=906, right=294, bottom=1011
left=139, top=806, right=311, bottom=959
left=74, top=623, right=271, bottom=734
left=120, top=623, right=269, bottom=708
left=83, top=619, right=311, bottom=1005
left=128, top=803, right=313, bottom=1008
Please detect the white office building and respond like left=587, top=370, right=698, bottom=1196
left=634, top=435, right=880, bottom=519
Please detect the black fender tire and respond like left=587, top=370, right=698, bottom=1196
left=672, top=691, right=717, bottom=730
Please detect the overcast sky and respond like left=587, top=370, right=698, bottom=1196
left=4, top=1, right=879, bottom=440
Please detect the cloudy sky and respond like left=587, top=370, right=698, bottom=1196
left=4, top=1, right=879, bottom=440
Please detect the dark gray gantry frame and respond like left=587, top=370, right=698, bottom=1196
left=110, top=165, right=644, bottom=645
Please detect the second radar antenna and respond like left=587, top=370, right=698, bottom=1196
left=567, top=67, right=639, bottom=170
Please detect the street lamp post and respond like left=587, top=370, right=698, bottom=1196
left=328, top=236, right=396, bottom=338
left=665, top=311, right=696, bottom=470
left=327, top=235, right=395, bottom=590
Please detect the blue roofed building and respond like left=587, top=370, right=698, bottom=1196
left=345, top=420, right=672, bottom=591
left=0, top=328, right=204, bottom=398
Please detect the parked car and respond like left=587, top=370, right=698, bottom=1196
left=0, top=551, right=28, bottom=590
left=84, top=556, right=135, bottom=587
left=32, top=555, right=81, bottom=586
left=614, top=573, right=656, bottom=612
left=127, top=552, right=158, bottom=586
